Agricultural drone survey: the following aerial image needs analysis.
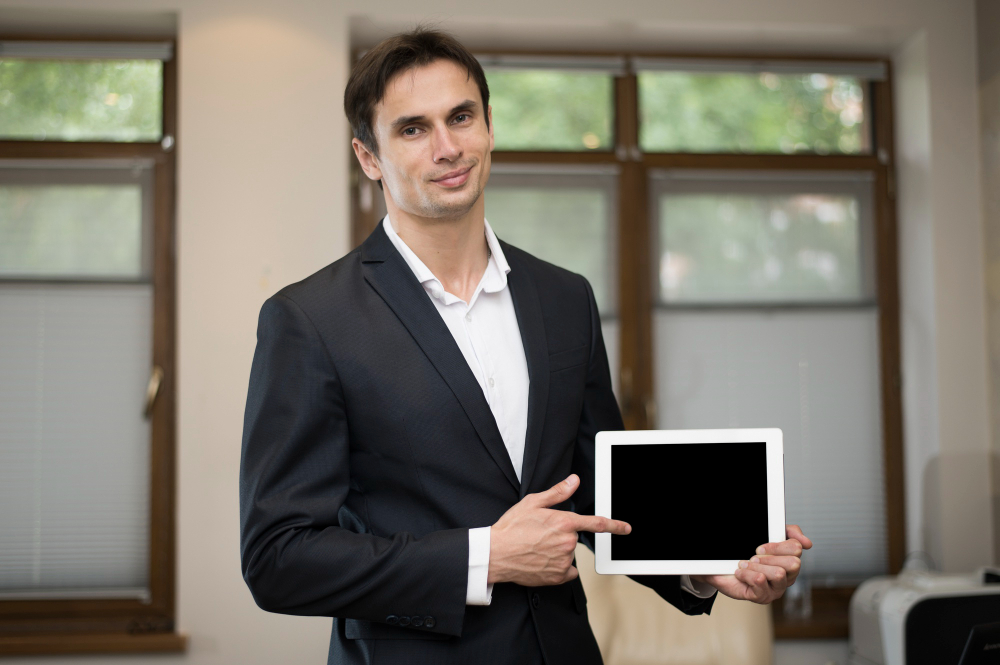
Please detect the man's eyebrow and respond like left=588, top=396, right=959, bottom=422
left=390, top=114, right=425, bottom=131
left=449, top=99, right=479, bottom=115
left=389, top=100, right=480, bottom=131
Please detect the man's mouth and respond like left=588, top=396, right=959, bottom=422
left=431, top=165, right=473, bottom=188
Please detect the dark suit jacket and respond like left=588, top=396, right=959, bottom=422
left=239, top=223, right=715, bottom=665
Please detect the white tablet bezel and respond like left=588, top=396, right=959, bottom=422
left=594, top=428, right=785, bottom=575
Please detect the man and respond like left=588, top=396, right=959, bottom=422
left=239, top=28, right=811, bottom=665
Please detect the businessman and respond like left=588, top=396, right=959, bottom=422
left=239, top=28, right=811, bottom=665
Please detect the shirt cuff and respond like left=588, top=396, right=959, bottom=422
left=467, top=527, right=493, bottom=605
left=680, top=574, right=718, bottom=599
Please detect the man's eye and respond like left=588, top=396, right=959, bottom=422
left=454, top=114, right=470, bottom=123
left=403, top=127, right=418, bottom=136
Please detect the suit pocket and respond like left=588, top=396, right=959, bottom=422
left=549, top=345, right=588, bottom=373
left=344, top=618, right=451, bottom=641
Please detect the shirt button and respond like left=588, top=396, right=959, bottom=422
left=465, top=313, right=472, bottom=323
left=398, top=615, right=411, bottom=627
left=386, top=615, right=399, bottom=625
left=411, top=616, right=424, bottom=627
left=531, top=593, right=541, bottom=609
left=488, top=377, right=495, bottom=388
left=424, top=616, right=436, bottom=628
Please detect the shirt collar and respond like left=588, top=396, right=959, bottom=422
left=382, top=216, right=511, bottom=303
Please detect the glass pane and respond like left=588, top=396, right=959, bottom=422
left=486, top=70, right=613, bottom=151
left=639, top=71, right=869, bottom=154
left=655, top=175, right=873, bottom=304
left=0, top=183, right=145, bottom=279
left=0, top=59, right=162, bottom=142
left=485, top=169, right=616, bottom=313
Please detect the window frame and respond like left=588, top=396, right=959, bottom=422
left=0, top=35, right=183, bottom=655
left=349, top=48, right=901, bottom=641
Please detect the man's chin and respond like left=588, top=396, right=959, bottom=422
left=424, top=202, right=478, bottom=222
left=418, top=188, right=482, bottom=220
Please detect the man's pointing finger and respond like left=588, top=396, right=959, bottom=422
left=572, top=514, right=631, bottom=535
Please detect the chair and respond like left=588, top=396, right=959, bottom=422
left=576, top=544, right=774, bottom=665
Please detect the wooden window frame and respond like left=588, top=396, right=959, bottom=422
left=0, top=35, right=184, bottom=655
left=349, top=49, right=902, bottom=641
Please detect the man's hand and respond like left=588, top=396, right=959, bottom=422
left=489, top=474, right=631, bottom=586
left=691, top=524, right=813, bottom=604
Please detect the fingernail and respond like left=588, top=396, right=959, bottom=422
left=625, top=523, right=632, bottom=534
left=750, top=556, right=759, bottom=564
left=756, top=546, right=765, bottom=556
left=739, top=560, right=748, bottom=569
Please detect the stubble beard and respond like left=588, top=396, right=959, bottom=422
left=422, top=179, right=483, bottom=221
left=386, top=159, right=486, bottom=222
left=421, top=161, right=485, bottom=221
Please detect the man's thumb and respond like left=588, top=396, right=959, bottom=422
left=534, top=474, right=579, bottom=507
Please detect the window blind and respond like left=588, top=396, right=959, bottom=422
left=476, top=54, right=626, bottom=75
left=632, top=57, right=887, bottom=80
left=653, top=309, right=887, bottom=581
left=0, top=40, right=173, bottom=61
left=0, top=284, right=152, bottom=599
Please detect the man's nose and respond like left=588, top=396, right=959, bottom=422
left=432, top=127, right=462, bottom=163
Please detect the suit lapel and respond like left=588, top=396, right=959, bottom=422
left=503, top=244, right=550, bottom=500
left=360, top=224, right=521, bottom=493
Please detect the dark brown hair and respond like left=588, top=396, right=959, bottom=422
left=344, top=27, right=490, bottom=158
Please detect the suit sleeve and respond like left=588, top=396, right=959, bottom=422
left=569, top=276, right=716, bottom=617
left=239, top=293, right=469, bottom=636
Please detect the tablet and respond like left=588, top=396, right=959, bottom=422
left=594, top=428, right=785, bottom=575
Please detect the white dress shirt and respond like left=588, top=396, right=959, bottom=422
left=383, top=216, right=715, bottom=605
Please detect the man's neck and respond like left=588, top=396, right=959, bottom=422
left=387, top=201, right=490, bottom=304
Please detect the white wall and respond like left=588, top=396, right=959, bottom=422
left=0, top=0, right=991, bottom=663
left=978, top=0, right=1000, bottom=564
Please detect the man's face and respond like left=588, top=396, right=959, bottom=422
left=356, top=59, right=494, bottom=221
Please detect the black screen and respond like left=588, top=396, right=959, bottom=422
left=610, top=442, right=769, bottom=560
left=958, top=621, right=1000, bottom=665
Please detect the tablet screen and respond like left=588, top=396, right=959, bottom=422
left=610, top=441, right=769, bottom=561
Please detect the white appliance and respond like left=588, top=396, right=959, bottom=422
left=849, top=568, right=1000, bottom=665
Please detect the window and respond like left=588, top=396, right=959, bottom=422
left=0, top=39, right=182, bottom=655
left=350, top=51, right=901, bottom=639
left=636, top=60, right=879, bottom=154
left=0, top=55, right=164, bottom=142
left=481, top=56, right=617, bottom=151
left=652, top=171, right=875, bottom=304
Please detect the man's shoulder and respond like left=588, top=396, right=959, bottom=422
left=261, top=236, right=597, bottom=318
left=268, top=246, right=365, bottom=314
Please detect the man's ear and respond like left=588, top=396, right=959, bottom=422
left=487, top=105, right=494, bottom=152
left=352, top=138, right=383, bottom=184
